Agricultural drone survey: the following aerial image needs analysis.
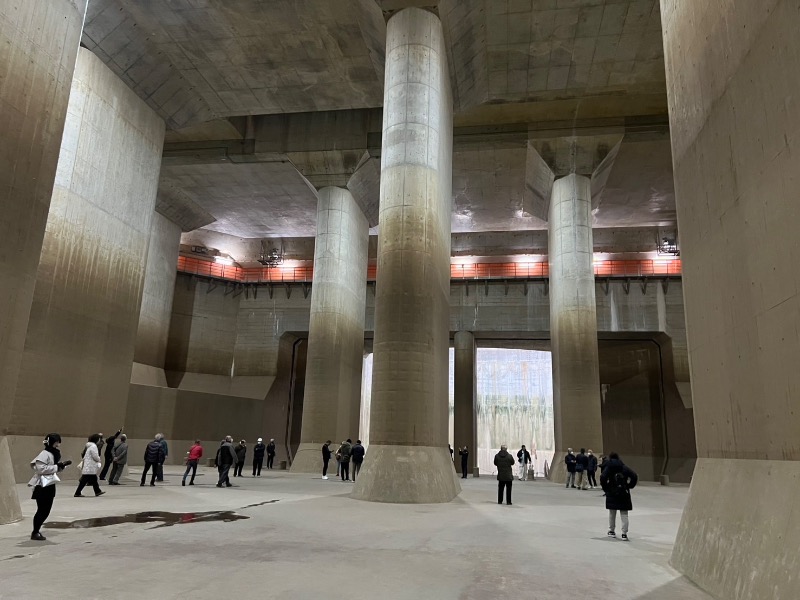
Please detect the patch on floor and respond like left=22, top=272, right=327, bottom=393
left=44, top=510, right=250, bottom=530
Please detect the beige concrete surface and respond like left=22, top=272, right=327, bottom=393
left=0, top=0, right=87, bottom=465
left=293, top=187, right=369, bottom=473
left=0, top=437, right=22, bottom=524
left=661, top=0, right=800, bottom=598
left=0, top=466, right=710, bottom=600
left=548, top=174, right=603, bottom=483
left=10, top=49, right=165, bottom=439
left=453, top=331, right=478, bottom=474
left=357, top=7, right=457, bottom=502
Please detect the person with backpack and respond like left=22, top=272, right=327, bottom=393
left=337, top=439, right=352, bottom=481
left=600, top=452, right=638, bottom=541
left=564, top=448, right=577, bottom=488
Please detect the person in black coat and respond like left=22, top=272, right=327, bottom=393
left=321, top=440, right=332, bottom=479
left=564, top=448, right=577, bottom=488
left=600, top=452, right=638, bottom=540
left=252, top=438, right=266, bottom=476
left=575, top=448, right=589, bottom=490
left=458, top=446, right=470, bottom=479
left=99, top=429, right=122, bottom=480
left=494, top=445, right=515, bottom=505
left=587, top=449, right=598, bottom=489
left=266, top=439, right=276, bottom=469
left=140, top=435, right=165, bottom=486
left=351, top=440, right=366, bottom=482
left=233, top=440, right=247, bottom=477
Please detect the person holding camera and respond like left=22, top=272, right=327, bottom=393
left=29, top=433, right=71, bottom=541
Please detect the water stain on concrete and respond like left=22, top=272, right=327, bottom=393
left=43, top=500, right=281, bottom=531
left=44, top=510, right=249, bottom=530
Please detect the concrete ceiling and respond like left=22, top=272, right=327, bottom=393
left=159, top=161, right=319, bottom=238
left=82, top=0, right=386, bottom=129
left=85, top=0, right=676, bottom=251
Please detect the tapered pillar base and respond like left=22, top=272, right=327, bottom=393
left=290, top=443, right=325, bottom=474
left=0, top=437, right=23, bottom=525
left=351, top=445, right=461, bottom=503
left=547, top=452, right=569, bottom=484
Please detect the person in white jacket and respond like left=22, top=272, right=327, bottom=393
left=29, top=433, right=72, bottom=541
left=74, top=434, right=105, bottom=497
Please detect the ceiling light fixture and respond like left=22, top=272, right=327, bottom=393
left=258, top=240, right=284, bottom=267
left=657, top=233, right=680, bottom=257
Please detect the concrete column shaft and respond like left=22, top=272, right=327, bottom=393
left=351, top=7, right=459, bottom=503
left=292, top=186, right=368, bottom=473
left=453, top=331, right=477, bottom=474
left=549, top=174, right=603, bottom=479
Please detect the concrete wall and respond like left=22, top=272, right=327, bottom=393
left=662, top=1, right=800, bottom=597
left=0, top=0, right=87, bottom=433
left=10, top=49, right=165, bottom=442
left=135, top=213, right=182, bottom=368
left=172, top=277, right=687, bottom=386
left=160, top=275, right=690, bottom=478
left=166, top=274, right=313, bottom=377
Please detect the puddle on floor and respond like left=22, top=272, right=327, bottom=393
left=45, top=510, right=248, bottom=530
left=43, top=500, right=280, bottom=531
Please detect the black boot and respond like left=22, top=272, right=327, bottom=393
left=31, top=532, right=46, bottom=541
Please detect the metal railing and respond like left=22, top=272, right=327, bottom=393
left=177, top=255, right=682, bottom=284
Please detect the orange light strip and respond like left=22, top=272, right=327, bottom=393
left=178, top=255, right=681, bottom=284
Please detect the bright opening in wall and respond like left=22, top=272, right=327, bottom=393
left=359, top=347, right=555, bottom=477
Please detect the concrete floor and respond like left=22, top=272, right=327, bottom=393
left=0, top=467, right=711, bottom=600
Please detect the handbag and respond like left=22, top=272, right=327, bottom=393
left=40, top=473, right=60, bottom=487
left=76, top=460, right=84, bottom=470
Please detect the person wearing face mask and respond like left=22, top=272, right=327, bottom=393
left=252, top=438, right=266, bottom=476
left=29, top=434, right=72, bottom=541
left=587, top=449, right=598, bottom=489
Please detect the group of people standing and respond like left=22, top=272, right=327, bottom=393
left=452, top=444, right=536, bottom=481
left=75, top=429, right=130, bottom=496
left=212, top=437, right=277, bottom=487
left=563, top=448, right=599, bottom=490
left=320, top=439, right=365, bottom=481
left=27, top=431, right=640, bottom=543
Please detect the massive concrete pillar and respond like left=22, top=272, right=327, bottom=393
left=0, top=0, right=87, bottom=522
left=547, top=174, right=603, bottom=482
left=8, top=49, right=165, bottom=479
left=453, top=331, right=477, bottom=475
left=134, top=213, right=182, bottom=370
left=352, top=7, right=459, bottom=503
left=662, top=1, right=800, bottom=597
left=292, top=186, right=369, bottom=473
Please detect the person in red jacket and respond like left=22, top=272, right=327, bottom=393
left=182, top=440, right=204, bottom=486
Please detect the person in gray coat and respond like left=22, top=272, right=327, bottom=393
left=108, top=434, right=128, bottom=485
left=494, top=444, right=516, bottom=505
